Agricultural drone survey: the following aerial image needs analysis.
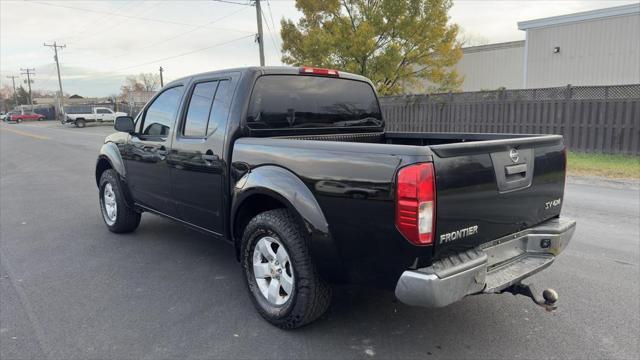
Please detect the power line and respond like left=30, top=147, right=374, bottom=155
left=109, top=5, right=249, bottom=60
left=112, top=34, right=255, bottom=72
left=261, top=1, right=281, bottom=58
left=53, top=0, right=139, bottom=43
left=30, top=1, right=251, bottom=33
left=67, top=1, right=165, bottom=46
left=266, top=0, right=278, bottom=33
left=211, top=0, right=252, bottom=5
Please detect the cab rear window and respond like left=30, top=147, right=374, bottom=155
left=246, top=75, right=383, bottom=130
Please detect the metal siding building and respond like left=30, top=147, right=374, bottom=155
left=519, top=5, right=640, bottom=88
left=456, top=41, right=524, bottom=91
left=414, top=4, right=640, bottom=92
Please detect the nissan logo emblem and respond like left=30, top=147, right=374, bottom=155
left=509, top=149, right=520, bottom=163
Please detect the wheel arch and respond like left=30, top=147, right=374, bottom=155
left=230, top=166, right=337, bottom=271
left=95, top=142, right=126, bottom=186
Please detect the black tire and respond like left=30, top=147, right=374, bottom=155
left=241, top=208, right=331, bottom=329
left=75, top=119, right=86, bottom=128
left=99, top=169, right=141, bottom=233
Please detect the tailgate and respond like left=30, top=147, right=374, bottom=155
left=429, top=135, right=566, bottom=258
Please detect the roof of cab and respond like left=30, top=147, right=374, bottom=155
left=165, top=66, right=372, bottom=88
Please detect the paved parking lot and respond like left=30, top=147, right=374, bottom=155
left=1, top=121, right=639, bottom=359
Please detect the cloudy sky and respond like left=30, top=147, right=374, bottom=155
left=1, top=0, right=636, bottom=97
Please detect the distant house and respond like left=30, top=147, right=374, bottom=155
left=412, top=3, right=640, bottom=92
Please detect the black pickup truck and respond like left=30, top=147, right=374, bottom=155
left=95, top=66, right=576, bottom=328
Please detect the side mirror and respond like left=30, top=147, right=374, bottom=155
left=114, top=116, right=135, bottom=133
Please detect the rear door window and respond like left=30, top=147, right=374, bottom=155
left=207, top=80, right=232, bottom=136
left=183, top=81, right=218, bottom=137
left=246, top=75, right=383, bottom=130
left=181, top=79, right=233, bottom=138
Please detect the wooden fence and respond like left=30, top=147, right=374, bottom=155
left=380, top=85, right=640, bottom=155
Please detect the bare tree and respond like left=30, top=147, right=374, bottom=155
left=459, top=29, right=490, bottom=47
left=119, top=73, right=160, bottom=99
left=139, top=73, right=160, bottom=92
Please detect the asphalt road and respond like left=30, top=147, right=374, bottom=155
left=1, top=121, right=639, bottom=360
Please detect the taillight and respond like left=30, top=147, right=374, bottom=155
left=395, top=163, right=436, bottom=246
left=299, top=67, right=339, bottom=76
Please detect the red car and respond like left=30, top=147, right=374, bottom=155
left=10, top=111, right=45, bottom=123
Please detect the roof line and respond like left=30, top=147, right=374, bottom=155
left=463, top=40, right=525, bottom=53
left=518, top=3, right=640, bottom=30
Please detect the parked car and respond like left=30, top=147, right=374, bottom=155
left=64, top=107, right=127, bottom=128
left=10, top=111, right=45, bottom=123
left=3, top=111, right=18, bottom=122
left=95, top=66, right=576, bottom=329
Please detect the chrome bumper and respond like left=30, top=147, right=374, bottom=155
left=395, top=217, right=576, bottom=307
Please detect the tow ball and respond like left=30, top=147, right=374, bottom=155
left=502, top=283, right=559, bottom=312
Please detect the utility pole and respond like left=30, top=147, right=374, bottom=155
left=44, top=42, right=66, bottom=119
left=6, top=75, right=19, bottom=108
left=20, top=68, right=35, bottom=108
left=159, top=66, right=164, bottom=87
left=255, top=0, right=265, bottom=66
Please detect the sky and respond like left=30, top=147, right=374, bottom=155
left=1, top=0, right=637, bottom=97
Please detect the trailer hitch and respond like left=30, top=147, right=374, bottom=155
left=502, top=283, right=559, bottom=312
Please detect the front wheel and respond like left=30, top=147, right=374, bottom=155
left=99, top=169, right=141, bottom=233
left=241, top=209, right=331, bottom=329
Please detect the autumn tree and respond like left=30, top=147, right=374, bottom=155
left=280, top=0, right=463, bottom=95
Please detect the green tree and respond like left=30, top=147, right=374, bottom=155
left=280, top=0, right=463, bottom=95
left=15, top=85, right=30, bottom=105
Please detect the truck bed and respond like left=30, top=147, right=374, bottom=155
left=235, top=130, right=566, bottom=286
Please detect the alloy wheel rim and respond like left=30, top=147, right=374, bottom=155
left=102, top=183, right=117, bottom=225
left=252, top=236, right=294, bottom=306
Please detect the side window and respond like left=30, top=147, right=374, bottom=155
left=207, top=80, right=232, bottom=136
left=140, top=86, right=183, bottom=137
left=97, top=109, right=111, bottom=114
left=183, top=81, right=218, bottom=137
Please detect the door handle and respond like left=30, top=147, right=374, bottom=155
left=505, top=163, right=527, bottom=176
left=202, top=150, right=218, bottom=163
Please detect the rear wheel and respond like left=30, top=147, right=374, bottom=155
left=75, top=118, right=86, bottom=128
left=99, top=169, right=140, bottom=233
left=241, top=209, right=331, bottom=329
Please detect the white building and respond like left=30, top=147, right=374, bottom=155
left=519, top=4, right=640, bottom=89
left=420, top=3, right=640, bottom=92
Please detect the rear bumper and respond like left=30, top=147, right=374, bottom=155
left=395, top=217, right=576, bottom=307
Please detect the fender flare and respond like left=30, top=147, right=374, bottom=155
left=96, top=142, right=126, bottom=184
left=231, top=166, right=339, bottom=275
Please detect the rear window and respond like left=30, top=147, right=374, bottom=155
left=247, top=75, right=383, bottom=130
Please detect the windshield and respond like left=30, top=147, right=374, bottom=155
left=247, top=75, right=383, bottom=130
